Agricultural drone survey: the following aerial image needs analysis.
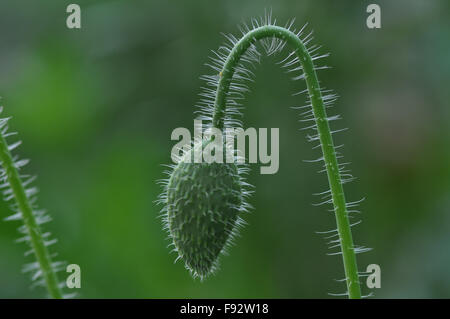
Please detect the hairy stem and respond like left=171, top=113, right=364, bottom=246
left=212, top=25, right=361, bottom=298
left=0, top=132, right=62, bottom=299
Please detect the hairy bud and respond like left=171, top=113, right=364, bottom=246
left=164, top=141, right=247, bottom=279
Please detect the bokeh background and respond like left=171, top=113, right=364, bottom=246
left=0, top=0, right=449, bottom=298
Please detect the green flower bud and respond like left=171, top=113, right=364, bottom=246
left=164, top=140, right=247, bottom=279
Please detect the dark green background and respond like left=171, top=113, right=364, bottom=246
left=0, top=0, right=449, bottom=298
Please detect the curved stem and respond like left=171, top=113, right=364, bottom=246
left=0, top=132, right=62, bottom=299
left=212, top=25, right=361, bottom=298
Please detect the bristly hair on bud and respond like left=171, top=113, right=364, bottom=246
left=158, top=139, right=252, bottom=280
left=0, top=105, right=66, bottom=298
left=159, top=10, right=368, bottom=298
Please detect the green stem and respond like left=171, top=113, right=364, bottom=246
left=0, top=132, right=62, bottom=299
left=212, top=25, right=361, bottom=298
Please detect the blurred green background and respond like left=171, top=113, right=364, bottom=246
left=0, top=0, right=449, bottom=298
